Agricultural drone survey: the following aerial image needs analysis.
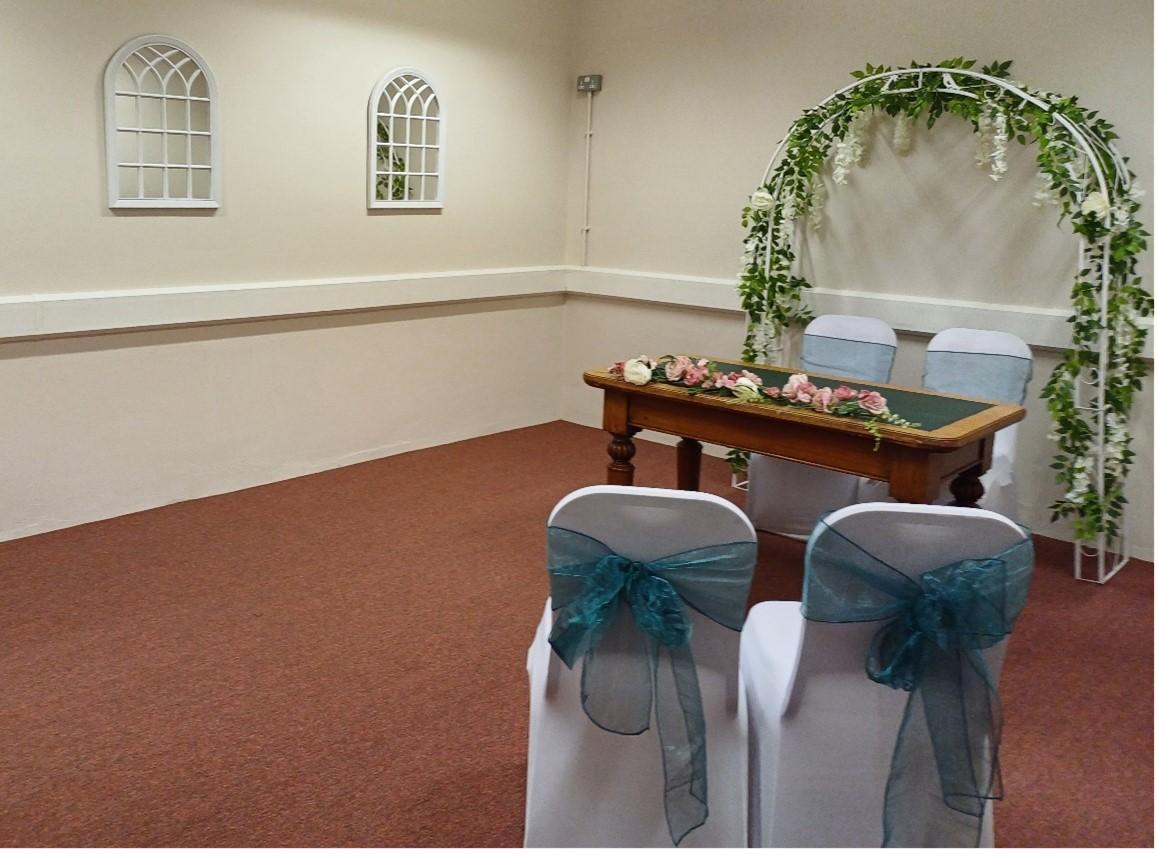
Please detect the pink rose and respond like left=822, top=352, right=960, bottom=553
left=765, top=386, right=781, bottom=399
left=683, top=364, right=710, bottom=386
left=665, top=355, right=693, bottom=382
left=858, top=389, right=889, bottom=416
left=609, top=361, right=625, bottom=377
left=833, top=385, right=858, bottom=401
left=715, top=372, right=740, bottom=390
left=782, top=373, right=810, bottom=398
left=740, top=370, right=764, bottom=387
left=812, top=387, right=836, bottom=413
left=785, top=379, right=818, bottom=404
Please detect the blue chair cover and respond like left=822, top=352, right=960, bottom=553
left=546, top=526, right=757, bottom=845
left=801, top=518, right=1034, bottom=848
left=801, top=333, right=896, bottom=383
left=923, top=351, right=1033, bottom=404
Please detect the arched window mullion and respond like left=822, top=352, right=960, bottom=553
left=367, top=67, right=443, bottom=209
left=104, top=34, right=219, bottom=209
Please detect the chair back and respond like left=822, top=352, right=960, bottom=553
left=924, top=328, right=1032, bottom=487
left=800, top=314, right=897, bottom=383
left=530, top=486, right=757, bottom=847
left=549, top=484, right=756, bottom=559
left=924, top=327, right=1032, bottom=404
left=772, top=503, right=1029, bottom=847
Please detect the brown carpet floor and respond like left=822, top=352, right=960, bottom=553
left=0, top=420, right=1151, bottom=847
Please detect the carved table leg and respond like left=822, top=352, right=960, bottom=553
left=949, top=465, right=985, bottom=508
left=607, top=431, right=638, bottom=485
left=677, top=438, right=703, bottom=491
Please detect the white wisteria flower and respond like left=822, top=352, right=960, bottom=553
left=975, top=103, right=1008, bottom=181
left=1033, top=172, right=1061, bottom=208
left=832, top=109, right=873, bottom=185
left=1081, top=190, right=1111, bottom=219
left=892, top=113, right=914, bottom=155
left=808, top=175, right=828, bottom=231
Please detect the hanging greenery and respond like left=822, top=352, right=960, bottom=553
left=738, top=58, right=1151, bottom=541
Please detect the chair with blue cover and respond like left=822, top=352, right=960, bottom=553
left=524, top=485, right=757, bottom=847
left=740, top=502, right=1034, bottom=847
left=747, top=314, right=897, bottom=539
left=856, top=328, right=1034, bottom=517
left=922, top=328, right=1032, bottom=521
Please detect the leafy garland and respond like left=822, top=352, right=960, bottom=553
left=737, top=58, right=1151, bottom=541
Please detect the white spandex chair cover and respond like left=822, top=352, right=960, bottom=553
left=524, top=486, right=757, bottom=847
left=748, top=315, right=897, bottom=539
left=740, top=503, right=1029, bottom=847
left=858, top=328, right=1033, bottom=519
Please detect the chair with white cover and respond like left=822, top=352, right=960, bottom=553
left=524, top=486, right=757, bottom=847
left=740, top=502, right=1034, bottom=848
left=747, top=314, right=897, bottom=538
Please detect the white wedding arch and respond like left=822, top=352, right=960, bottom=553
left=741, top=61, right=1151, bottom=583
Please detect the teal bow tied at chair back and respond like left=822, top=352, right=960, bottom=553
left=801, top=519, right=1034, bottom=848
left=546, top=526, right=757, bottom=846
left=802, top=333, right=896, bottom=383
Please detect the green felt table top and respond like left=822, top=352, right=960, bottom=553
left=705, top=360, right=993, bottom=432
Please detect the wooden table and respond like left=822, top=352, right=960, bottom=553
left=583, top=358, right=1026, bottom=506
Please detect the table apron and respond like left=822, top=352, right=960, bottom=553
left=623, top=393, right=991, bottom=489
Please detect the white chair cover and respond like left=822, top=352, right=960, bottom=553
left=740, top=503, right=1030, bottom=847
left=524, top=486, right=757, bottom=847
left=748, top=315, right=897, bottom=539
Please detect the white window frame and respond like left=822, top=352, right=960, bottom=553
left=103, top=34, right=220, bottom=209
left=367, top=67, right=443, bottom=210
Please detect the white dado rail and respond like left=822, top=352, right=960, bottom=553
left=0, top=265, right=1151, bottom=357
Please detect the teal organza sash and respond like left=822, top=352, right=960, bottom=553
left=546, top=527, right=757, bottom=845
left=802, top=520, right=1034, bottom=848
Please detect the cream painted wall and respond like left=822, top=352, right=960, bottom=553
left=564, top=0, right=1153, bottom=293
left=0, top=295, right=564, bottom=540
left=0, top=0, right=575, bottom=293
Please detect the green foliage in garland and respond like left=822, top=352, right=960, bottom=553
left=737, top=58, right=1152, bottom=541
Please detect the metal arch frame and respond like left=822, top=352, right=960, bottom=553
left=756, top=67, right=1130, bottom=583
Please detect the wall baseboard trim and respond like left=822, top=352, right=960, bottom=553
left=1, top=413, right=559, bottom=544
left=3, top=264, right=1151, bottom=357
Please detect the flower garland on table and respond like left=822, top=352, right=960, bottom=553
left=739, top=57, right=1152, bottom=541
left=609, top=355, right=918, bottom=449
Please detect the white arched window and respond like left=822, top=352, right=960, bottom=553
left=104, top=35, right=219, bottom=209
left=367, top=69, right=442, bottom=209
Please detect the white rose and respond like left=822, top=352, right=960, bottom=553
left=1081, top=190, right=1111, bottom=219
left=749, top=189, right=775, bottom=211
left=622, top=356, right=655, bottom=386
left=731, top=377, right=763, bottom=403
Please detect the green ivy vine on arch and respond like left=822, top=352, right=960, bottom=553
left=738, top=58, right=1151, bottom=542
